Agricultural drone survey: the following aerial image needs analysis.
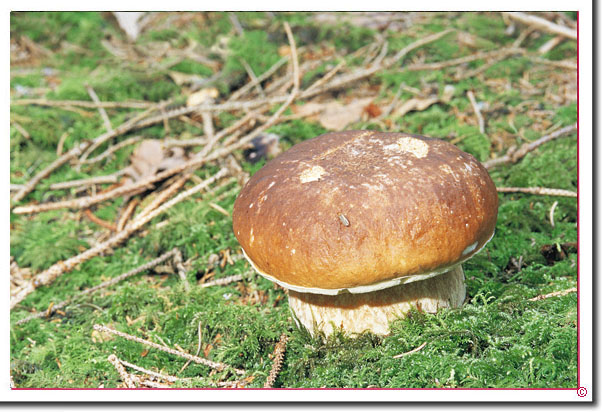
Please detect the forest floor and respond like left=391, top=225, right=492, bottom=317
left=10, top=11, right=578, bottom=389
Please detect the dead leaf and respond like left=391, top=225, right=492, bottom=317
left=394, top=96, right=440, bottom=117
left=186, top=88, right=219, bottom=107
left=169, top=71, right=205, bottom=87
left=123, top=140, right=188, bottom=183
left=364, top=102, right=382, bottom=118
left=112, top=12, right=146, bottom=42
left=295, top=98, right=374, bottom=131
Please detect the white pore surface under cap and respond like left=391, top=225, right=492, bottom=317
left=240, top=231, right=494, bottom=295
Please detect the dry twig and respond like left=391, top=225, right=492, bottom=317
left=11, top=169, right=227, bottom=309
left=15, top=249, right=178, bottom=325
left=393, top=341, right=428, bottom=358
left=11, top=98, right=156, bottom=109
left=49, top=173, right=121, bottom=191
left=503, top=12, right=577, bottom=40
left=549, top=201, right=559, bottom=227
left=108, top=354, right=137, bottom=388
left=86, top=84, right=112, bottom=132
left=484, top=123, right=577, bottom=169
left=11, top=140, right=92, bottom=203
left=496, top=187, right=577, bottom=197
left=467, top=90, right=485, bottom=134
left=528, top=287, right=577, bottom=302
left=94, top=324, right=245, bottom=375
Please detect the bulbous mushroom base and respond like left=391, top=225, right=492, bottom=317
left=287, top=266, right=466, bottom=336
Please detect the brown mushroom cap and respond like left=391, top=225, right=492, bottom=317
left=232, top=131, right=498, bottom=294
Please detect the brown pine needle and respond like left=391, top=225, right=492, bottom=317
left=15, top=249, right=179, bottom=325
left=264, top=333, right=289, bottom=388
left=10, top=169, right=228, bottom=309
left=84, top=209, right=118, bottom=231
left=528, top=287, right=577, bottom=302
left=116, top=198, right=140, bottom=232
left=94, top=324, right=245, bottom=375
left=393, top=342, right=428, bottom=359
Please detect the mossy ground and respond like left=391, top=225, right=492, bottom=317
left=10, top=12, right=577, bottom=388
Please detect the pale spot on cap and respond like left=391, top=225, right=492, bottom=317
left=383, top=137, right=429, bottom=158
left=300, top=165, right=327, bottom=183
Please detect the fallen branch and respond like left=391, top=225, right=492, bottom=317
left=11, top=140, right=92, bottom=203
left=94, top=324, right=245, bottom=375
left=483, top=123, right=577, bottom=169
left=82, top=136, right=142, bottom=165
left=528, top=287, right=577, bottom=302
left=503, top=12, right=577, bottom=40
left=496, top=187, right=577, bottom=197
left=14, top=249, right=179, bottom=325
left=118, top=356, right=179, bottom=383
left=10, top=169, right=227, bottom=309
left=108, top=354, right=137, bottom=388
left=79, top=103, right=164, bottom=163
left=11, top=98, right=157, bottom=109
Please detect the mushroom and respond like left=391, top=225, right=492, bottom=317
left=232, top=131, right=498, bottom=336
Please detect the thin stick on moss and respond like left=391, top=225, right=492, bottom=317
left=56, top=132, right=68, bottom=156
left=10, top=169, right=228, bottom=309
left=94, top=324, right=245, bottom=375
left=11, top=140, right=92, bottom=203
left=467, top=90, right=485, bottom=134
left=264, top=333, right=289, bottom=388
left=117, top=356, right=179, bottom=383
left=496, top=187, right=577, bottom=197
left=15, top=249, right=179, bottom=325
left=11, top=98, right=157, bottom=109
left=136, top=172, right=192, bottom=220
left=528, top=287, right=577, bottom=302
left=116, top=198, right=140, bottom=232
left=48, top=173, right=122, bottom=191
left=484, top=123, right=577, bottom=169
left=549, top=201, right=559, bottom=227
left=228, top=56, right=288, bottom=101
left=79, top=102, right=167, bottom=163
left=503, top=12, right=577, bottom=40
left=86, top=83, right=112, bottom=132
left=393, top=341, right=428, bottom=358
left=83, top=136, right=142, bottom=165
left=200, top=273, right=252, bottom=288
left=108, top=354, right=137, bottom=388
left=179, top=321, right=203, bottom=374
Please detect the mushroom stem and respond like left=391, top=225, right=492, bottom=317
left=287, top=266, right=466, bottom=336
